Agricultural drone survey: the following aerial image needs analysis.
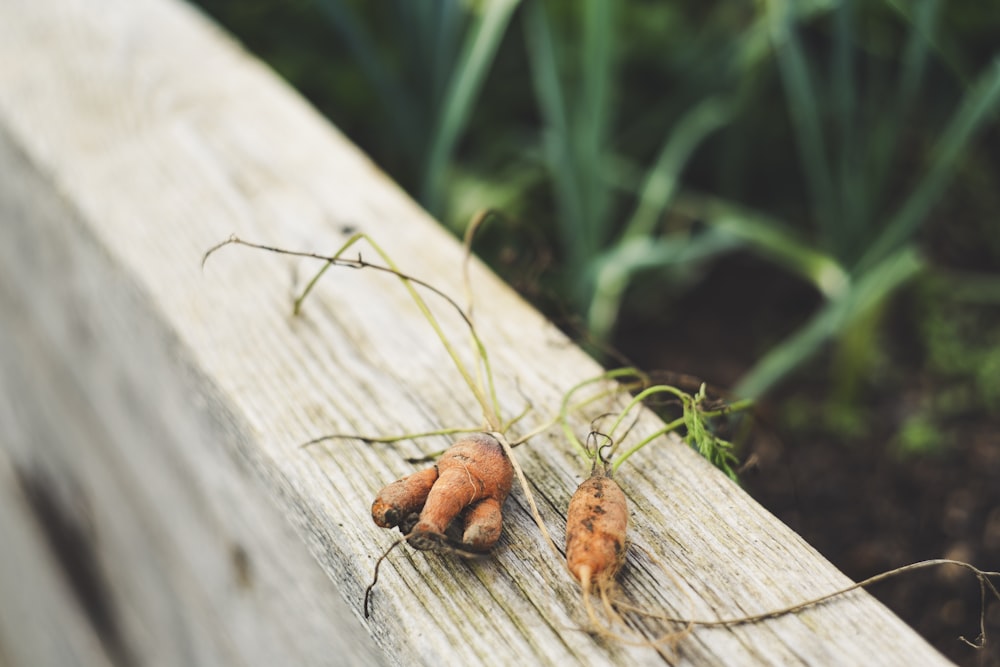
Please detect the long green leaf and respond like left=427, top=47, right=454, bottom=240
left=524, top=0, right=589, bottom=273
left=421, top=0, right=522, bottom=214
left=832, top=0, right=862, bottom=258
left=675, top=194, right=848, bottom=297
left=622, top=97, right=732, bottom=241
left=867, top=0, right=939, bottom=232
left=577, top=0, right=615, bottom=247
left=427, top=0, right=464, bottom=107
left=734, top=247, right=924, bottom=397
left=314, top=0, right=420, bottom=157
left=856, top=57, right=1000, bottom=273
left=586, top=228, right=744, bottom=339
left=767, top=0, right=837, bottom=237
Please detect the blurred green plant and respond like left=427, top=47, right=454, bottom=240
left=523, top=0, right=749, bottom=334
left=312, top=0, right=521, bottom=216
left=192, top=0, right=1000, bottom=420
left=895, top=413, right=943, bottom=456
left=891, top=272, right=1000, bottom=457
left=729, top=0, right=1000, bottom=398
left=920, top=272, right=1000, bottom=409
left=521, top=0, right=1000, bottom=400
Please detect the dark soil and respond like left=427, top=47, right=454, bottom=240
left=742, top=418, right=1000, bottom=667
left=614, top=254, right=1000, bottom=667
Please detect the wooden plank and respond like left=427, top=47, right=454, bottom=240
left=0, top=447, right=115, bottom=667
left=0, top=111, right=382, bottom=666
left=0, top=0, right=953, bottom=664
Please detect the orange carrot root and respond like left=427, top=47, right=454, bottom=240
left=460, top=497, right=505, bottom=551
left=565, top=466, right=630, bottom=640
left=371, top=466, right=438, bottom=529
left=565, top=467, right=629, bottom=589
left=373, top=433, right=514, bottom=553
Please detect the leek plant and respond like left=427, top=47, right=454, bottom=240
left=522, top=0, right=1000, bottom=398
left=314, top=0, right=521, bottom=216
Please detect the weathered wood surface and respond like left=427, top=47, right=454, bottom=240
left=0, top=0, right=954, bottom=665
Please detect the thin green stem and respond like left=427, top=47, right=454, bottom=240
left=205, top=234, right=502, bottom=429
left=300, top=426, right=484, bottom=449
left=323, top=234, right=493, bottom=422
left=558, top=367, right=646, bottom=460
left=605, top=384, right=687, bottom=441
left=512, top=377, right=643, bottom=447
left=501, top=400, right=534, bottom=436
left=293, top=232, right=368, bottom=314
left=612, top=416, right=685, bottom=473
left=612, top=398, right=754, bottom=472
left=337, top=235, right=498, bottom=426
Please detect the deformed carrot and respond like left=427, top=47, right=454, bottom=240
left=565, top=465, right=629, bottom=590
left=411, top=433, right=513, bottom=552
left=372, top=433, right=514, bottom=553
left=364, top=433, right=514, bottom=616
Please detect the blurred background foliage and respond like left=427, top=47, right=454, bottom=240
left=190, top=0, right=1000, bottom=452
left=189, top=1, right=999, bottom=659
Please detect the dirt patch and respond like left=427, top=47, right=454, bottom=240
left=614, top=254, right=1000, bottom=666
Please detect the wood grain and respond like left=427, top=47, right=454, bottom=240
left=0, top=0, right=954, bottom=664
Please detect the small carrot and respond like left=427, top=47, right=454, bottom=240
left=372, top=433, right=514, bottom=553
left=565, top=464, right=629, bottom=591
